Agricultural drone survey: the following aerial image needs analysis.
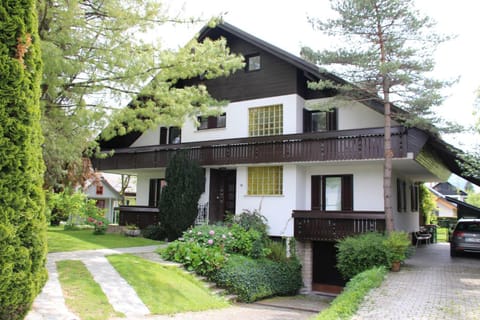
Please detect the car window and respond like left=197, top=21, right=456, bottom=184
left=457, top=222, right=480, bottom=232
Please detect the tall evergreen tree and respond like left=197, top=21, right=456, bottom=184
left=301, top=0, right=451, bottom=231
left=37, top=1, right=244, bottom=190
left=159, top=152, right=205, bottom=240
left=0, top=0, right=47, bottom=318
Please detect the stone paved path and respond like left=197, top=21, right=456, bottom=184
left=352, top=243, right=480, bottom=320
left=25, top=245, right=323, bottom=320
left=26, top=246, right=162, bottom=320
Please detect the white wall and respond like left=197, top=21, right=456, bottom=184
left=235, top=164, right=299, bottom=237
left=437, top=201, right=456, bottom=218
left=129, top=94, right=397, bottom=148
left=182, top=94, right=301, bottom=143
left=305, top=162, right=384, bottom=211
left=131, top=127, right=160, bottom=147
left=392, top=172, right=419, bottom=233
left=136, top=170, right=165, bottom=205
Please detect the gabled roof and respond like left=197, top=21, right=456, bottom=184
left=86, top=177, right=122, bottom=200
left=96, top=22, right=480, bottom=187
left=433, top=182, right=467, bottom=196
left=445, top=196, right=480, bottom=219
left=198, top=21, right=394, bottom=115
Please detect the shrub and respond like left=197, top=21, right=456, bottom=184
left=159, top=152, right=205, bottom=241
left=182, top=225, right=234, bottom=249
left=160, top=241, right=227, bottom=277
left=142, top=224, right=167, bottom=240
left=211, top=255, right=302, bottom=302
left=336, top=232, right=390, bottom=279
left=314, top=266, right=387, bottom=320
left=266, top=240, right=288, bottom=262
left=0, top=1, right=47, bottom=318
left=383, top=231, right=410, bottom=263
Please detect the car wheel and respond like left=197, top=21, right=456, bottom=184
left=450, top=246, right=457, bottom=257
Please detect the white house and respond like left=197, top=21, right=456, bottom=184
left=85, top=178, right=122, bottom=223
left=92, top=22, right=478, bottom=294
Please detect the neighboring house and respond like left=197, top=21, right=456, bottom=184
left=85, top=178, right=123, bottom=223
left=428, top=187, right=457, bottom=218
left=445, top=196, right=480, bottom=219
left=432, top=182, right=467, bottom=202
left=92, top=22, right=478, bottom=293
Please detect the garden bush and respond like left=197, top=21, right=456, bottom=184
left=142, top=224, right=167, bottom=240
left=314, top=266, right=387, bottom=320
left=211, top=255, right=302, bottom=302
left=336, top=232, right=390, bottom=279
left=160, top=241, right=227, bottom=277
left=337, top=232, right=412, bottom=279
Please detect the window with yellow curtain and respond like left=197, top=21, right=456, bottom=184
left=248, top=104, right=283, bottom=137
left=248, top=166, right=283, bottom=195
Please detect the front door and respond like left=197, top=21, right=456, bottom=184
left=209, top=169, right=236, bottom=223
left=312, top=241, right=346, bottom=294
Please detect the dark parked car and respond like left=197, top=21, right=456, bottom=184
left=450, top=219, right=480, bottom=257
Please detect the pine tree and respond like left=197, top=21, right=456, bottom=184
left=0, top=0, right=47, bottom=318
left=159, top=152, right=205, bottom=240
left=302, top=0, right=451, bottom=232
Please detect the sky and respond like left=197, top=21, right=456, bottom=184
left=159, top=0, right=480, bottom=152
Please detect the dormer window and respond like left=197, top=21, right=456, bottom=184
left=246, top=54, right=261, bottom=72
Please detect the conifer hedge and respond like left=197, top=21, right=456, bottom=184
left=159, top=151, right=205, bottom=240
left=0, top=1, right=48, bottom=318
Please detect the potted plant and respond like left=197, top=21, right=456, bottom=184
left=124, top=224, right=141, bottom=237
left=384, top=231, right=410, bottom=272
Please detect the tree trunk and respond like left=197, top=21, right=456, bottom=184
left=384, top=90, right=394, bottom=233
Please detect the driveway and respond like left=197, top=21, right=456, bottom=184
left=352, top=243, right=480, bottom=320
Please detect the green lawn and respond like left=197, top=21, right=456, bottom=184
left=107, top=254, right=229, bottom=314
left=57, top=260, right=124, bottom=319
left=47, top=226, right=162, bottom=253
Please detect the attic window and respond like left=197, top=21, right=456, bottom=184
left=246, top=54, right=261, bottom=71
left=96, top=185, right=103, bottom=195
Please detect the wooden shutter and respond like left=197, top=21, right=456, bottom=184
left=159, top=127, right=167, bottom=145
left=327, top=108, right=337, bottom=130
left=311, top=175, right=321, bottom=210
left=303, top=109, right=312, bottom=133
left=341, top=175, right=353, bottom=211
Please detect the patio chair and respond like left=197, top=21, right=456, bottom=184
left=415, top=231, right=432, bottom=247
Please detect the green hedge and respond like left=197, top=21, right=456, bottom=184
left=0, top=0, right=47, bottom=318
left=314, top=266, right=387, bottom=320
left=336, top=232, right=410, bottom=279
left=211, top=255, right=303, bottom=302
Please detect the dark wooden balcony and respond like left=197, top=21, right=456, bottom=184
left=293, top=210, right=386, bottom=241
left=117, top=206, right=160, bottom=229
left=93, top=126, right=410, bottom=171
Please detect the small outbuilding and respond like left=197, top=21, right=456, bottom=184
left=85, top=178, right=123, bottom=223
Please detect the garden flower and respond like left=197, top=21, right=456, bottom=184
left=197, top=231, right=202, bottom=235
left=222, top=234, right=226, bottom=239
left=209, top=230, right=215, bottom=236
left=87, top=217, right=95, bottom=223
left=97, top=221, right=103, bottom=226
left=207, top=239, right=214, bottom=245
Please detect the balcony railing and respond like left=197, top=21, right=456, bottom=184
left=93, top=126, right=409, bottom=171
left=292, top=210, right=386, bottom=241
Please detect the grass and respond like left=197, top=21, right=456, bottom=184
left=107, top=254, right=229, bottom=314
left=313, top=266, right=387, bottom=320
left=57, top=260, right=124, bottom=320
left=47, top=226, right=162, bottom=253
